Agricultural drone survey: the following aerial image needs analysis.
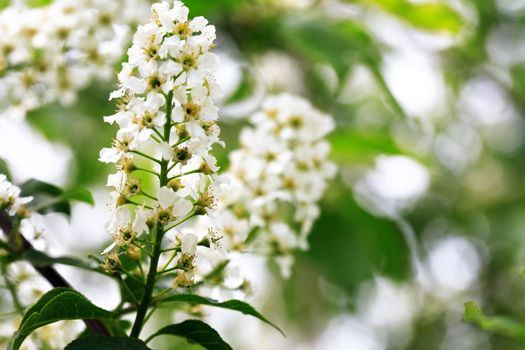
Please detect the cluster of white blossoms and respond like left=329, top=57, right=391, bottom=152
left=0, top=0, right=151, bottom=119
left=99, top=1, right=230, bottom=290
left=217, top=94, right=337, bottom=276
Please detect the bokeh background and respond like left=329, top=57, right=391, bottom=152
left=2, top=0, right=525, bottom=349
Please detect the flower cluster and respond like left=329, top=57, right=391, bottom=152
left=0, top=0, right=151, bottom=119
left=217, top=94, right=337, bottom=276
left=99, top=0, right=228, bottom=290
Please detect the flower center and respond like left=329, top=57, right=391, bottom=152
left=175, top=22, right=192, bottom=39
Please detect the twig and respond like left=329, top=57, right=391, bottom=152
left=0, top=212, right=110, bottom=336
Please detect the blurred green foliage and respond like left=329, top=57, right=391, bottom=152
left=354, top=0, right=464, bottom=33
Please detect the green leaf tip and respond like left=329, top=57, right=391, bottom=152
left=160, top=294, right=285, bottom=337
left=65, top=336, right=151, bottom=350
left=463, top=301, right=525, bottom=341
left=20, top=179, right=95, bottom=217
left=9, top=288, right=112, bottom=350
left=463, top=301, right=483, bottom=324
left=147, top=319, right=232, bottom=350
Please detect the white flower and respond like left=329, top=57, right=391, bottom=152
left=0, top=0, right=152, bottom=119
left=181, top=233, right=198, bottom=255
left=215, top=94, right=336, bottom=276
left=0, top=175, right=33, bottom=216
left=152, top=1, right=189, bottom=33
left=99, top=0, right=230, bottom=297
left=157, top=186, right=193, bottom=219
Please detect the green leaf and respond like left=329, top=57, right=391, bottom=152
left=77, top=319, right=131, bottom=338
left=284, top=19, right=381, bottom=77
left=119, top=274, right=145, bottom=304
left=354, top=0, right=463, bottom=33
left=22, top=249, right=96, bottom=271
left=20, top=179, right=62, bottom=196
left=9, top=288, right=112, bottom=350
left=65, top=336, right=151, bottom=350
left=20, top=179, right=94, bottom=216
left=0, top=158, right=11, bottom=180
left=20, top=179, right=71, bottom=216
left=26, top=0, right=53, bottom=7
left=0, top=0, right=9, bottom=10
left=464, top=301, right=525, bottom=341
left=147, top=320, right=232, bottom=350
left=183, top=0, right=249, bottom=18
left=160, top=294, right=285, bottom=336
left=61, top=188, right=95, bottom=205
left=101, top=319, right=132, bottom=337
left=244, top=227, right=260, bottom=245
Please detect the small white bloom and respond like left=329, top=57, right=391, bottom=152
left=181, top=233, right=198, bottom=255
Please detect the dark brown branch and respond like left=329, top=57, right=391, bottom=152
left=0, top=211, right=110, bottom=336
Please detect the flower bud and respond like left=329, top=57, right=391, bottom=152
left=167, top=178, right=184, bottom=192
left=102, top=252, right=121, bottom=272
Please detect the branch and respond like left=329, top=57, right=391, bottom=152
left=0, top=212, right=110, bottom=336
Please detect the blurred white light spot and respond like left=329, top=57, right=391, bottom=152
left=383, top=50, right=446, bottom=117
left=355, top=155, right=430, bottom=217
left=426, top=236, right=481, bottom=296
left=41, top=189, right=112, bottom=255
left=215, top=51, right=243, bottom=101
left=434, top=122, right=481, bottom=173
left=316, top=317, right=384, bottom=350
left=271, top=0, right=314, bottom=9
left=57, top=265, right=120, bottom=310
left=497, top=0, right=525, bottom=14
left=487, top=23, right=525, bottom=66
left=0, top=119, right=71, bottom=185
left=441, top=322, right=490, bottom=350
left=339, top=65, right=376, bottom=104
left=255, top=51, right=304, bottom=94
left=366, top=15, right=447, bottom=118
left=359, top=277, right=419, bottom=331
left=460, top=77, right=512, bottom=126
left=314, top=63, right=339, bottom=94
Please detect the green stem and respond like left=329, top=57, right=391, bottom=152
left=130, top=92, right=173, bottom=338
left=131, top=241, right=153, bottom=257
left=164, top=210, right=196, bottom=233
left=152, top=127, right=165, bottom=141
left=120, top=268, right=146, bottom=287
left=157, top=266, right=181, bottom=276
left=167, top=161, right=178, bottom=174
left=368, top=64, right=409, bottom=121
left=126, top=200, right=154, bottom=210
left=130, top=224, right=162, bottom=338
left=131, top=150, right=163, bottom=164
left=158, top=248, right=180, bottom=274
left=140, top=191, right=158, bottom=201
left=175, top=135, right=190, bottom=146
left=167, top=169, right=201, bottom=182
left=150, top=135, right=162, bottom=143
left=134, top=167, right=160, bottom=178
left=119, top=276, right=141, bottom=304
left=161, top=246, right=181, bottom=253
